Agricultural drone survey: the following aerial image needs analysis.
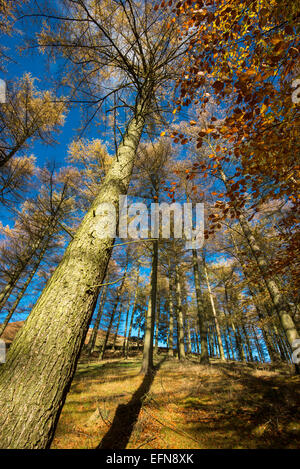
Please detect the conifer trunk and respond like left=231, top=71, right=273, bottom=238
left=140, top=240, right=158, bottom=374
left=175, top=264, right=185, bottom=360
left=192, top=249, right=209, bottom=363
left=87, top=286, right=107, bottom=355
left=203, top=261, right=225, bottom=361
left=154, top=293, right=160, bottom=354
left=125, top=272, right=139, bottom=358
left=168, top=276, right=174, bottom=358
left=101, top=269, right=127, bottom=360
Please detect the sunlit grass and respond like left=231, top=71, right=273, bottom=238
left=51, top=354, right=300, bottom=449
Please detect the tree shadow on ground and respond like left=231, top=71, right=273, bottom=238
left=96, top=358, right=166, bottom=449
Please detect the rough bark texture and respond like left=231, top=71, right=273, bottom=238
left=0, top=97, right=148, bottom=449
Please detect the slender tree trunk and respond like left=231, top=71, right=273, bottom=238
left=175, top=264, right=185, bottom=360
left=117, top=294, right=131, bottom=353
left=87, top=286, right=107, bottom=355
left=140, top=240, right=158, bottom=374
left=192, top=249, right=209, bottom=363
left=226, top=326, right=235, bottom=360
left=168, top=276, right=174, bottom=358
left=194, top=322, right=200, bottom=355
left=228, top=313, right=245, bottom=362
left=101, top=269, right=127, bottom=360
left=273, top=323, right=291, bottom=361
left=112, top=304, right=124, bottom=352
left=203, top=260, right=225, bottom=361
left=154, top=292, right=160, bottom=355
left=186, top=315, right=192, bottom=355
left=251, top=325, right=264, bottom=362
left=223, top=330, right=231, bottom=360
left=124, top=273, right=139, bottom=358
left=213, top=324, right=219, bottom=357
left=241, top=318, right=253, bottom=362
left=0, top=94, right=149, bottom=448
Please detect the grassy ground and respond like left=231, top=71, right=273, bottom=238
left=51, top=354, right=300, bottom=449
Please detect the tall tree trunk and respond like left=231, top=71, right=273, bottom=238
left=233, top=321, right=246, bottom=362
left=203, top=260, right=225, bottom=361
left=100, top=269, right=128, bottom=360
left=175, top=264, right=186, bottom=360
left=241, top=321, right=253, bottom=361
left=140, top=240, right=158, bottom=374
left=223, top=329, right=231, bottom=360
left=154, top=292, right=160, bottom=355
left=168, top=276, right=174, bottom=358
left=124, top=272, right=139, bottom=358
left=251, top=325, right=264, bottom=362
left=192, top=249, right=209, bottom=363
left=87, top=286, right=107, bottom=355
left=112, top=304, right=124, bottom=352
left=226, top=326, right=235, bottom=360
left=121, top=292, right=134, bottom=356
left=0, top=94, right=149, bottom=449
left=194, top=323, right=200, bottom=355
left=186, top=315, right=192, bottom=355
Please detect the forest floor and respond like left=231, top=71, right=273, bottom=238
left=51, top=353, right=300, bottom=449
